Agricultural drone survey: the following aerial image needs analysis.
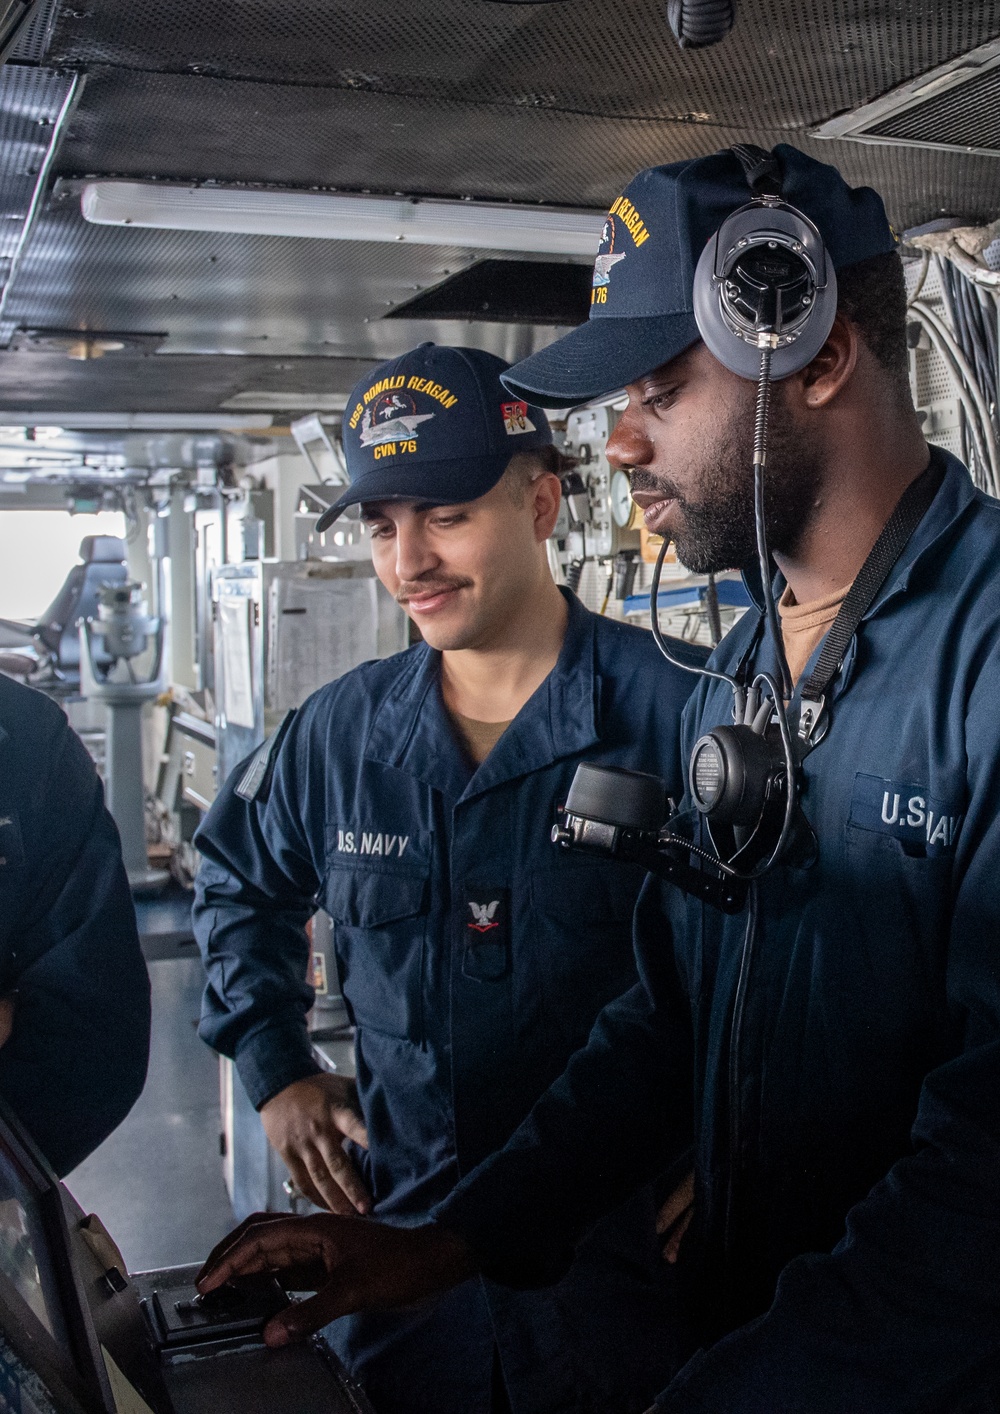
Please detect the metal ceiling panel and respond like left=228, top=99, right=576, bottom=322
left=48, top=64, right=1000, bottom=231
left=0, top=65, right=73, bottom=253
left=0, top=199, right=566, bottom=360
left=45, top=0, right=1000, bottom=134
left=55, top=65, right=724, bottom=201
left=0, top=350, right=378, bottom=413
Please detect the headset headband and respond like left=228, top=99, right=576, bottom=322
left=730, top=143, right=782, bottom=196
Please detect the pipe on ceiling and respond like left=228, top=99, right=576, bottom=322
left=666, top=0, right=735, bottom=48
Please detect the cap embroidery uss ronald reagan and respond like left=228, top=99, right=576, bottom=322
left=316, top=342, right=552, bottom=530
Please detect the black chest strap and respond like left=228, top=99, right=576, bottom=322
left=797, top=458, right=945, bottom=742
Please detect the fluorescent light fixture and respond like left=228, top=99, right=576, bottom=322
left=81, top=182, right=606, bottom=257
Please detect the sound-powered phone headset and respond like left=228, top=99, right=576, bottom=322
left=552, top=146, right=832, bottom=905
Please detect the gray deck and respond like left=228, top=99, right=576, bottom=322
left=66, top=956, right=235, bottom=1273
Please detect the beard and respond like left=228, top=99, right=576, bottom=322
left=631, top=385, right=824, bottom=574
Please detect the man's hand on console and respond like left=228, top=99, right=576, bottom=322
left=260, top=1073, right=371, bottom=1215
left=195, top=1214, right=478, bottom=1347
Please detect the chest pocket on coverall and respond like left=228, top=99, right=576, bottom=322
left=530, top=859, right=645, bottom=1050
left=323, top=828, right=431, bottom=1043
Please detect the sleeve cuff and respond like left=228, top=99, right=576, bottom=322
left=432, top=1177, right=575, bottom=1289
left=234, top=1020, right=322, bottom=1110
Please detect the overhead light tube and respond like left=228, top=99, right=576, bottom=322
left=81, top=182, right=605, bottom=257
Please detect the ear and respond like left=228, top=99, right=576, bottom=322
left=530, top=471, right=563, bottom=542
left=796, top=311, right=859, bottom=409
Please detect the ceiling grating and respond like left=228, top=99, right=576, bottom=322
left=7, top=0, right=58, bottom=64
left=43, top=0, right=1000, bottom=133
left=870, top=68, right=1000, bottom=154
left=812, top=36, right=1000, bottom=157
left=0, top=351, right=381, bottom=414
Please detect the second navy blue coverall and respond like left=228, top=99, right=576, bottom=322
left=438, top=449, right=1000, bottom=1413
left=0, top=674, right=150, bottom=1175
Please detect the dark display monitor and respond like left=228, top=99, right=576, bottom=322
left=0, top=1101, right=376, bottom=1414
left=0, top=1102, right=111, bottom=1414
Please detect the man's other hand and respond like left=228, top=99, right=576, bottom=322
left=260, top=1073, right=371, bottom=1215
left=656, top=1169, right=694, bottom=1264
left=196, top=1213, right=478, bottom=1346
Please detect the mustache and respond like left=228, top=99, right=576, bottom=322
left=396, top=574, right=473, bottom=604
left=628, top=468, right=683, bottom=500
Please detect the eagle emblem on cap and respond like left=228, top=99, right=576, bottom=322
left=359, top=391, right=435, bottom=448
left=593, top=252, right=626, bottom=288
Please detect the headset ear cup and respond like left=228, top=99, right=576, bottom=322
left=666, top=0, right=735, bottom=47
left=692, top=216, right=838, bottom=380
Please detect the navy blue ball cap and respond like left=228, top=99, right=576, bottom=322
left=316, top=342, right=552, bottom=530
left=501, top=144, right=897, bottom=408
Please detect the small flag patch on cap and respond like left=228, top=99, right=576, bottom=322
left=501, top=400, right=537, bottom=436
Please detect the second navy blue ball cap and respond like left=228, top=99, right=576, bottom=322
left=501, top=143, right=898, bottom=408
left=316, top=343, right=553, bottom=530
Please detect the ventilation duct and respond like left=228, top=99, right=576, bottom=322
left=386, top=259, right=591, bottom=325
left=4, top=0, right=55, bottom=62
left=812, top=37, right=1000, bottom=158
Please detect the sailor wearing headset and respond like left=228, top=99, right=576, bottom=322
left=192, top=342, right=706, bottom=1414
left=197, top=147, right=1000, bottom=1411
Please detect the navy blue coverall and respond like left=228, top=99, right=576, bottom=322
left=437, top=449, right=1000, bottom=1412
left=0, top=675, right=150, bottom=1175
left=194, top=591, right=704, bottom=1414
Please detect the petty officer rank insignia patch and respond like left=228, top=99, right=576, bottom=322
left=849, top=773, right=964, bottom=857
left=463, top=887, right=510, bottom=982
